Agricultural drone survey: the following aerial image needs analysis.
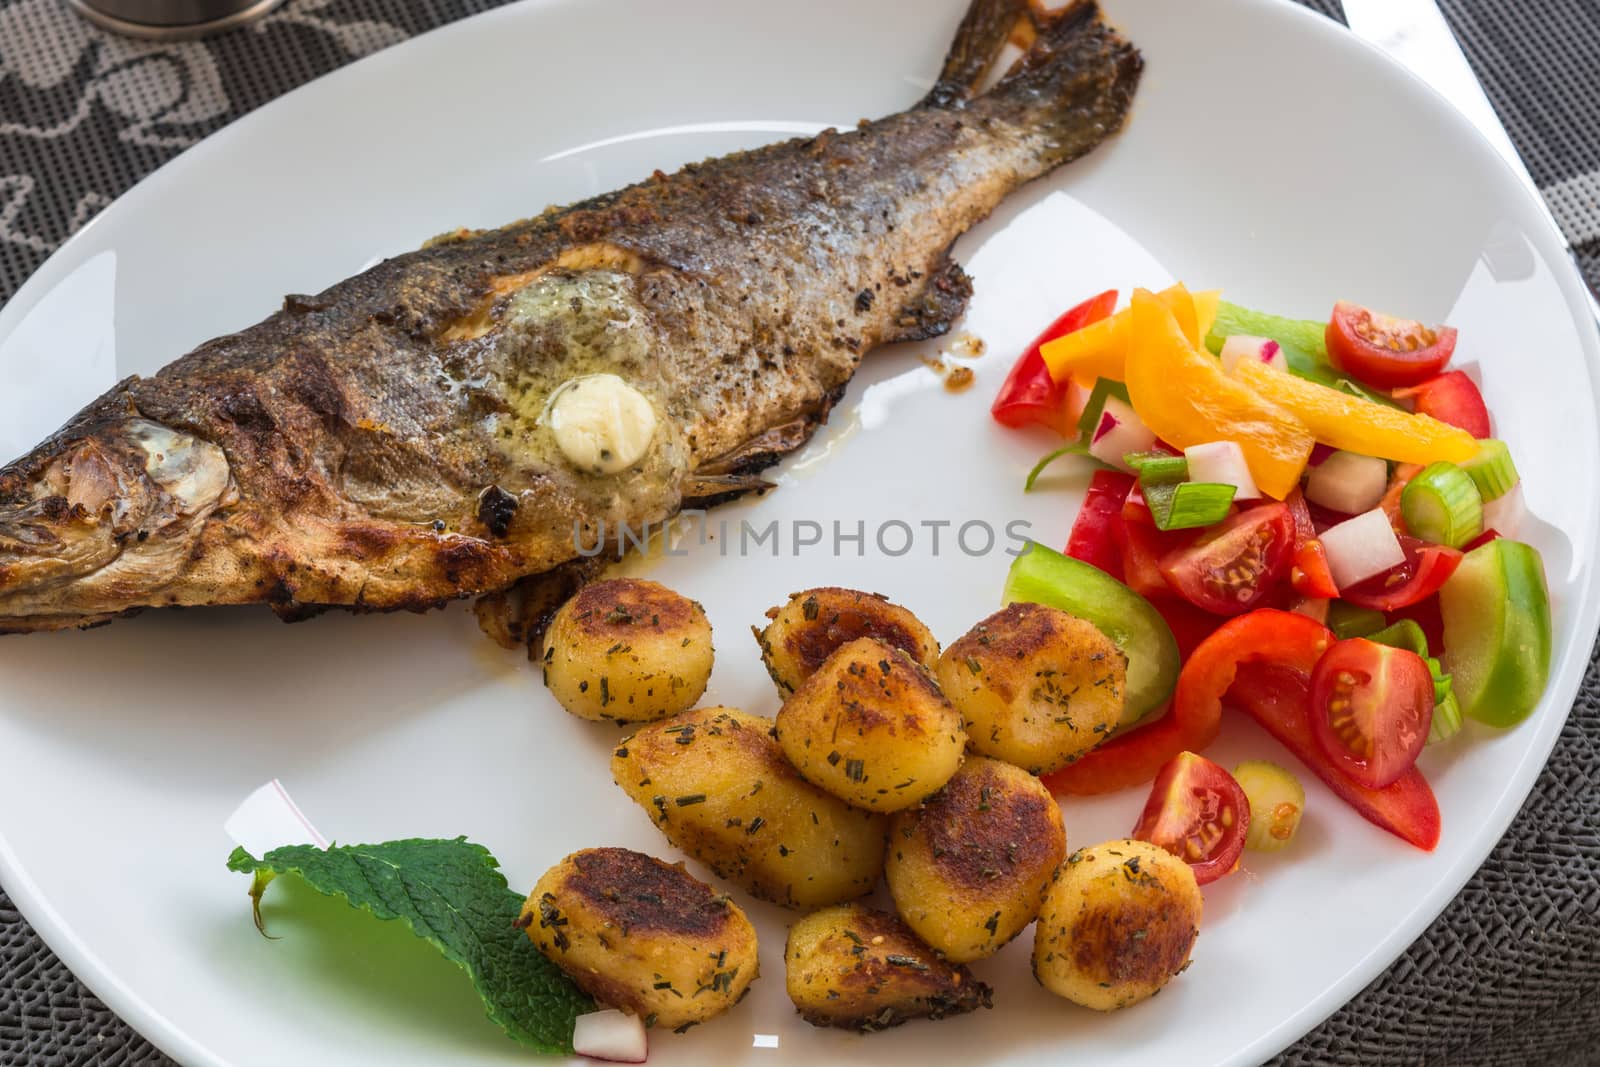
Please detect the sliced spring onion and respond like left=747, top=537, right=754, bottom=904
left=1076, top=378, right=1132, bottom=438
left=1134, top=454, right=1189, bottom=487
left=1429, top=687, right=1464, bottom=744
left=1399, top=461, right=1483, bottom=548
left=1144, top=481, right=1235, bottom=531
left=1202, top=302, right=1400, bottom=408
left=1024, top=442, right=1102, bottom=491
left=1327, top=601, right=1386, bottom=639
left=1459, top=438, right=1518, bottom=502
left=1368, top=620, right=1461, bottom=744
left=1368, top=618, right=1430, bottom=657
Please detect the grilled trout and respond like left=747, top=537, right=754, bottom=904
left=0, top=0, right=1140, bottom=638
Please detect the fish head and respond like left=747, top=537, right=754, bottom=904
left=0, top=417, right=237, bottom=619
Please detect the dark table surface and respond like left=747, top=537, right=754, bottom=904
left=2, top=1, right=1599, bottom=1064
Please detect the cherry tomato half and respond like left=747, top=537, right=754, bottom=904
left=1326, top=301, right=1458, bottom=389
left=1132, top=751, right=1251, bottom=885
left=1394, top=371, right=1491, bottom=439
left=1309, top=639, right=1433, bottom=789
left=1285, top=489, right=1340, bottom=598
left=1341, top=536, right=1463, bottom=612
left=1159, top=503, right=1294, bottom=615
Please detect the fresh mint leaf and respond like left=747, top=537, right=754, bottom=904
left=228, top=838, right=592, bottom=1053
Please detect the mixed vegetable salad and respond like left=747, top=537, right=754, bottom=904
left=993, top=285, right=1552, bottom=879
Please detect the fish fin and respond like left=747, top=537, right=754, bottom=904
left=922, top=0, right=1033, bottom=109
left=883, top=256, right=974, bottom=343
left=680, top=473, right=778, bottom=511
left=969, top=1, right=1143, bottom=176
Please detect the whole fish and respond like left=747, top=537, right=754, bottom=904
left=0, top=0, right=1140, bottom=638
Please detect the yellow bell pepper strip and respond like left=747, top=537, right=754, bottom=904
left=1124, top=289, right=1315, bottom=500
left=1230, top=358, right=1478, bottom=465
left=1041, top=284, right=1218, bottom=383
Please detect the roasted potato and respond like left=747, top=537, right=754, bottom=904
left=1032, top=839, right=1201, bottom=1011
left=936, top=602, right=1126, bottom=774
left=755, top=587, right=939, bottom=697
left=612, top=707, right=887, bottom=908
left=885, top=756, right=1066, bottom=963
left=541, top=578, right=714, bottom=724
left=786, top=903, right=991, bottom=1031
left=521, top=847, right=758, bottom=1030
left=775, top=637, right=965, bottom=811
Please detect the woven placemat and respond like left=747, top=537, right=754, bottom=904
left=2, top=1, right=1598, bottom=1064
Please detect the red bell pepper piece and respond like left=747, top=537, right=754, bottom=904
left=1394, top=371, right=1491, bottom=439
left=1045, top=609, right=1331, bottom=795
left=1227, top=663, right=1441, bottom=850
left=992, top=290, right=1118, bottom=435
left=1065, top=469, right=1134, bottom=579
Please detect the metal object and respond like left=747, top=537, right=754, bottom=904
left=66, top=0, right=284, bottom=40
left=1342, top=0, right=1600, bottom=314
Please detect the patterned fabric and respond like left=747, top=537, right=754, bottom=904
left=1, top=1, right=1598, bottom=1065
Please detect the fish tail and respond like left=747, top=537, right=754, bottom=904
left=921, top=0, right=1033, bottom=109
left=964, top=0, right=1144, bottom=175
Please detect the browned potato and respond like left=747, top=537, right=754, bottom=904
left=541, top=578, right=714, bottom=724
left=612, top=707, right=887, bottom=908
left=785, top=903, right=991, bottom=1031
left=885, top=756, right=1066, bottom=962
left=520, top=847, right=758, bottom=1030
left=936, top=602, right=1126, bottom=774
left=775, top=637, right=965, bottom=811
left=1032, top=839, right=1201, bottom=1011
left=754, top=587, right=939, bottom=697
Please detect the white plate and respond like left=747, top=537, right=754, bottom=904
left=1, top=1, right=1596, bottom=1065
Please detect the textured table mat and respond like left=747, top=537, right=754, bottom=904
left=2, top=1, right=1599, bottom=1064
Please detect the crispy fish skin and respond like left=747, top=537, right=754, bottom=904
left=0, top=0, right=1141, bottom=633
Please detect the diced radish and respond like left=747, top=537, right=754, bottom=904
left=1481, top=481, right=1525, bottom=538
left=1308, top=442, right=1337, bottom=467
left=1219, top=335, right=1288, bottom=375
left=573, top=1010, right=648, bottom=1063
left=1305, top=451, right=1388, bottom=515
left=1088, top=395, right=1157, bottom=472
left=1183, top=441, right=1260, bottom=500
left=1320, top=508, right=1406, bottom=588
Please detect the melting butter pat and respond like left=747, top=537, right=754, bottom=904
left=547, top=374, right=658, bottom=475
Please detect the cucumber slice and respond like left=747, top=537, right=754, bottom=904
left=1003, top=542, right=1180, bottom=727
left=1439, top=539, right=1553, bottom=727
left=1233, top=760, right=1305, bottom=852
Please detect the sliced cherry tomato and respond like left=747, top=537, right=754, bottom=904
left=1288, top=596, right=1331, bottom=624
left=1116, top=519, right=1189, bottom=601
left=1132, top=751, right=1250, bottom=885
left=1341, top=536, right=1463, bottom=611
left=1326, top=301, right=1459, bottom=389
left=1379, top=462, right=1424, bottom=533
left=1159, top=503, right=1294, bottom=615
left=1228, top=663, right=1441, bottom=850
left=992, top=290, right=1119, bottom=435
left=1309, top=639, right=1433, bottom=789
left=1046, top=609, right=1331, bottom=795
left=1065, top=469, right=1134, bottom=579
left=1285, top=489, right=1340, bottom=598
left=1394, top=371, right=1491, bottom=439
